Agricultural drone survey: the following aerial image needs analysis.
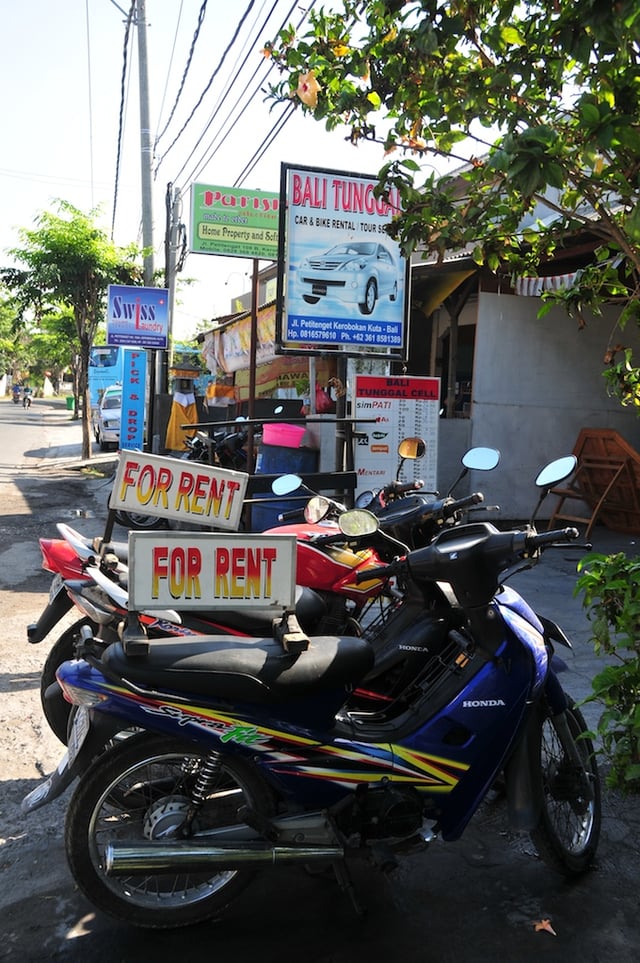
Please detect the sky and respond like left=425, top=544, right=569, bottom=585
left=1, top=0, right=398, bottom=341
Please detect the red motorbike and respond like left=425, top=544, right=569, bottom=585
left=29, top=442, right=500, bottom=742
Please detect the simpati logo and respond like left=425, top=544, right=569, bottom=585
left=462, top=699, right=506, bottom=708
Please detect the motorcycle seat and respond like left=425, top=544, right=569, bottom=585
left=102, top=633, right=374, bottom=704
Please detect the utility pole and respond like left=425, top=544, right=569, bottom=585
left=163, top=182, right=182, bottom=385
left=136, top=0, right=154, bottom=286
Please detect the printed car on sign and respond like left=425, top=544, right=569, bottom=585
left=299, top=241, right=399, bottom=316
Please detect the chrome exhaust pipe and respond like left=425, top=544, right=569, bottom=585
left=105, top=840, right=344, bottom=875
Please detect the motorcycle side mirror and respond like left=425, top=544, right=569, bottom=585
left=339, top=509, right=379, bottom=538
left=305, top=495, right=331, bottom=523
left=272, top=474, right=303, bottom=497
left=397, top=437, right=426, bottom=460
left=535, top=455, right=577, bottom=490
left=396, top=436, right=426, bottom=480
left=447, top=446, right=501, bottom=495
left=461, top=446, right=501, bottom=472
left=528, top=454, right=577, bottom=526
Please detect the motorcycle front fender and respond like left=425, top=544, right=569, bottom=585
left=503, top=671, right=568, bottom=831
left=21, top=711, right=122, bottom=814
left=502, top=707, right=542, bottom=832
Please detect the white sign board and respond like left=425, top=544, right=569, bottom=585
left=278, top=163, right=408, bottom=358
left=354, top=375, right=441, bottom=497
left=128, top=532, right=297, bottom=611
left=109, top=451, right=248, bottom=531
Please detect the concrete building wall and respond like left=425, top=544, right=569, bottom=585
left=464, top=292, right=640, bottom=520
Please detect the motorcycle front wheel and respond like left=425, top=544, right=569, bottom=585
left=65, top=733, right=274, bottom=929
left=531, top=699, right=601, bottom=875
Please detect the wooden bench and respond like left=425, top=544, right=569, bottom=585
left=547, top=428, right=640, bottom=537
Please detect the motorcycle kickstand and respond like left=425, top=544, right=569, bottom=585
left=330, top=859, right=367, bottom=917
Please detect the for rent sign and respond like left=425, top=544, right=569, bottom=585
left=109, top=452, right=248, bottom=530
left=128, top=531, right=297, bottom=611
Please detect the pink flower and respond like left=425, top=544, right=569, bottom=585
left=296, top=70, right=321, bottom=108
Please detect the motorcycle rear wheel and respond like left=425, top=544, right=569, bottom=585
left=113, top=509, right=168, bottom=530
left=65, top=733, right=273, bottom=928
left=40, top=618, right=98, bottom=744
left=531, top=699, right=601, bottom=875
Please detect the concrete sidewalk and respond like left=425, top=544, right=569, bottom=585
left=508, top=524, right=638, bottom=734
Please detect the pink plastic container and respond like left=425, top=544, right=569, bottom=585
left=262, top=423, right=306, bottom=448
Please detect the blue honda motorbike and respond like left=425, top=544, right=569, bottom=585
left=23, top=456, right=601, bottom=929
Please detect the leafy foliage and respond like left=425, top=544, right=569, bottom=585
left=266, top=0, right=640, bottom=376
left=576, top=552, right=640, bottom=791
left=1, top=201, right=141, bottom=458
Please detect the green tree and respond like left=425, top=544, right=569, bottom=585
left=29, top=309, right=80, bottom=395
left=267, top=0, right=640, bottom=372
left=1, top=201, right=141, bottom=459
left=0, top=291, right=35, bottom=384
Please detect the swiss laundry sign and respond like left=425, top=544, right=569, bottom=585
left=107, top=285, right=169, bottom=349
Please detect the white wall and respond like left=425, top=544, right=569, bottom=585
left=467, top=292, right=640, bottom=520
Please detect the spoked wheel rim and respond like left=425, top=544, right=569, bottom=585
left=87, top=750, right=248, bottom=909
left=539, top=713, right=598, bottom=856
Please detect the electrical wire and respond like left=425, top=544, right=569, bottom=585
left=154, top=0, right=208, bottom=149
left=85, top=0, right=95, bottom=208
left=233, top=101, right=295, bottom=186
left=111, top=0, right=136, bottom=240
left=154, top=0, right=258, bottom=176
left=174, top=0, right=280, bottom=188
left=176, top=0, right=312, bottom=192
left=154, top=0, right=186, bottom=147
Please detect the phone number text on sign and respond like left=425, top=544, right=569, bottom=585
left=109, top=451, right=248, bottom=530
left=129, top=532, right=297, bottom=610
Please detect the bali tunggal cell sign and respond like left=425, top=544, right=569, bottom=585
left=190, top=184, right=279, bottom=259
left=277, top=164, right=408, bottom=357
left=106, top=285, right=169, bottom=350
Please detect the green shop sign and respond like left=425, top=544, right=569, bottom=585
left=190, top=183, right=280, bottom=259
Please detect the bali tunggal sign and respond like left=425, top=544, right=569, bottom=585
left=190, top=184, right=279, bottom=259
left=128, top=531, right=297, bottom=611
left=277, top=163, right=408, bottom=358
left=107, top=285, right=169, bottom=350
left=109, top=451, right=248, bottom=530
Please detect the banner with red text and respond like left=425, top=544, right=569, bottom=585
left=128, top=531, right=296, bottom=610
left=277, top=163, right=408, bottom=358
left=109, top=452, right=248, bottom=530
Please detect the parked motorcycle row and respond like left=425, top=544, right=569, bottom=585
left=22, top=436, right=602, bottom=931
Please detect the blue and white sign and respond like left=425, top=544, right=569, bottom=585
left=279, top=164, right=408, bottom=356
left=107, top=285, right=169, bottom=349
left=120, top=348, right=147, bottom=451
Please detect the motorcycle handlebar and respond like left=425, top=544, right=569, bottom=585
left=278, top=507, right=305, bottom=522
left=309, top=531, right=351, bottom=547
left=442, top=491, right=484, bottom=519
left=523, top=527, right=579, bottom=552
left=355, top=560, right=397, bottom=583
left=354, top=525, right=580, bottom=586
left=384, top=479, right=424, bottom=496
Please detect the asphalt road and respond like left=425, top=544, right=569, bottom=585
left=0, top=396, right=639, bottom=962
